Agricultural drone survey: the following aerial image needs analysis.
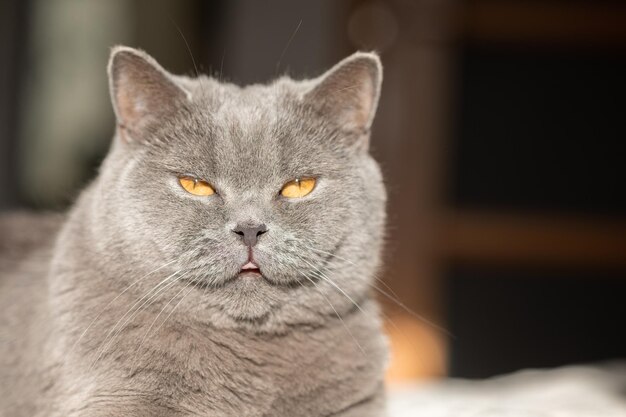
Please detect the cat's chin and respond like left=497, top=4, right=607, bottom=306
left=207, top=274, right=286, bottom=322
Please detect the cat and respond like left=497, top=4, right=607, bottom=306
left=0, top=46, right=388, bottom=416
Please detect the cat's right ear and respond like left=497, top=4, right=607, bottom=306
left=108, top=46, right=190, bottom=143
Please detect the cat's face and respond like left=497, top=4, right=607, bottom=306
left=92, top=47, right=385, bottom=326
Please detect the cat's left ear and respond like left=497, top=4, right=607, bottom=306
left=108, top=46, right=190, bottom=142
left=304, top=52, right=382, bottom=137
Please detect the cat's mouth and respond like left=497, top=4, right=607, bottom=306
left=238, top=261, right=262, bottom=278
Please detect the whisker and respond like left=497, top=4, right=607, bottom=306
left=219, top=48, right=226, bottom=82
left=66, top=259, right=177, bottom=358
left=129, top=277, right=197, bottom=374
left=134, top=276, right=196, bottom=355
left=275, top=19, right=303, bottom=76
left=100, top=271, right=187, bottom=352
left=296, top=269, right=366, bottom=356
left=368, top=280, right=452, bottom=337
left=303, top=244, right=452, bottom=337
left=170, top=18, right=207, bottom=100
left=297, top=257, right=366, bottom=316
left=89, top=270, right=185, bottom=369
left=304, top=245, right=400, bottom=298
left=152, top=279, right=196, bottom=337
left=299, top=256, right=429, bottom=369
left=171, top=20, right=200, bottom=79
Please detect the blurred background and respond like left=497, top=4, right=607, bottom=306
left=1, top=0, right=625, bottom=382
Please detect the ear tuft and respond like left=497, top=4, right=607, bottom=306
left=305, top=52, right=382, bottom=133
left=108, top=46, right=189, bottom=142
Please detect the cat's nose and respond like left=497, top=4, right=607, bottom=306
left=232, top=223, right=268, bottom=247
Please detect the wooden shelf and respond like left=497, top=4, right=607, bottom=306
left=440, top=210, right=626, bottom=269
left=461, top=1, right=626, bottom=47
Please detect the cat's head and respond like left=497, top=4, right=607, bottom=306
left=88, top=46, right=386, bottom=329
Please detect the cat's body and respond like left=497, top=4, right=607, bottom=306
left=0, top=48, right=388, bottom=416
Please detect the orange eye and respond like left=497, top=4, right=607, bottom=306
left=178, top=176, right=215, bottom=196
left=280, top=178, right=316, bottom=198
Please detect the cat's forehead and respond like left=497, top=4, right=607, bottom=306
left=186, top=76, right=298, bottom=110
left=169, top=79, right=329, bottom=188
left=205, top=82, right=302, bottom=154
left=209, top=86, right=284, bottom=133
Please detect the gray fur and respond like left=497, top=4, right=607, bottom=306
left=0, top=47, right=388, bottom=416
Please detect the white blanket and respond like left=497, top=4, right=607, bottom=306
left=388, top=364, right=626, bottom=417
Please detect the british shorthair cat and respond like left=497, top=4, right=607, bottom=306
left=0, top=46, right=388, bottom=416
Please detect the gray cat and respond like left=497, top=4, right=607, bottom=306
left=0, top=46, right=388, bottom=416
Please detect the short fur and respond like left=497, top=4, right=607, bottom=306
left=0, top=47, right=388, bottom=416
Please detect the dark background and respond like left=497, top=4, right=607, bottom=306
left=1, top=0, right=625, bottom=380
